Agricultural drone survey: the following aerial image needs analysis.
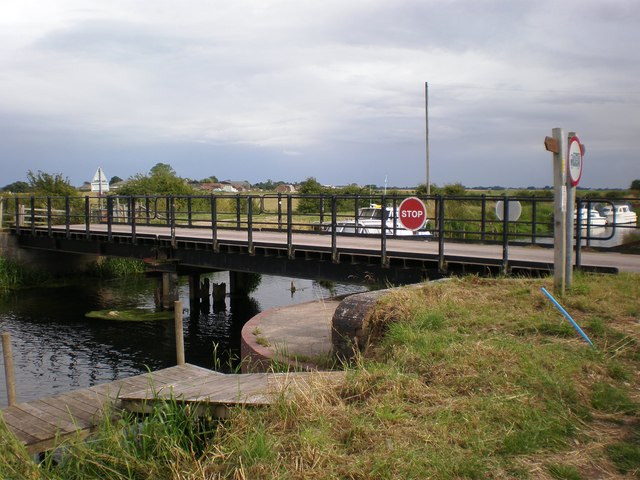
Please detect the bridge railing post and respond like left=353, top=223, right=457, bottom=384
left=235, top=195, right=241, bottom=230
left=107, top=196, right=113, bottom=242
left=65, top=195, right=71, bottom=240
left=331, top=196, right=338, bottom=263
left=211, top=195, right=219, bottom=252
left=187, top=196, right=193, bottom=227
left=277, top=193, right=282, bottom=230
left=287, top=195, right=294, bottom=259
left=437, top=195, right=445, bottom=272
left=501, top=194, right=509, bottom=275
left=480, top=194, right=487, bottom=242
left=319, top=194, right=325, bottom=225
left=170, top=196, right=176, bottom=247
left=15, top=197, right=22, bottom=232
left=47, top=197, right=53, bottom=237
left=30, top=197, right=36, bottom=236
left=130, top=196, right=137, bottom=245
left=531, top=196, right=538, bottom=244
left=575, top=197, right=583, bottom=270
left=84, top=196, right=90, bottom=239
left=381, top=195, right=388, bottom=267
left=145, top=196, right=151, bottom=225
left=247, top=195, right=254, bottom=255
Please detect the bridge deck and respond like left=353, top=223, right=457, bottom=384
left=1, top=364, right=343, bottom=454
left=45, top=223, right=640, bottom=273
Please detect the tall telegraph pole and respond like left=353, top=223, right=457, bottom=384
left=425, top=82, right=430, bottom=195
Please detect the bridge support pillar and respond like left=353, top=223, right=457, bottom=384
left=188, top=274, right=201, bottom=303
left=229, top=271, right=257, bottom=297
left=157, top=272, right=179, bottom=310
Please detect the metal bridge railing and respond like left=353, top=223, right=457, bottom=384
left=2, top=193, right=636, bottom=272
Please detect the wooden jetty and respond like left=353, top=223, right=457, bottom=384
left=1, top=364, right=343, bottom=455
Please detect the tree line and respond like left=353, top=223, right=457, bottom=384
left=2, top=163, right=639, bottom=199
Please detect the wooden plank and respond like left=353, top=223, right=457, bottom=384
left=37, top=395, right=100, bottom=424
left=17, top=400, right=87, bottom=433
left=1, top=409, right=46, bottom=444
left=3, top=407, right=60, bottom=441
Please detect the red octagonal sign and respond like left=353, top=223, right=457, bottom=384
left=398, top=197, right=427, bottom=231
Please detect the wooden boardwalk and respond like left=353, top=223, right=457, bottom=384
left=1, top=364, right=343, bottom=454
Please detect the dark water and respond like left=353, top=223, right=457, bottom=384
left=0, top=273, right=363, bottom=407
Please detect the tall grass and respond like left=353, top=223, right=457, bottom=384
left=87, top=257, right=145, bottom=278
left=2, top=273, right=638, bottom=478
left=0, top=256, right=50, bottom=288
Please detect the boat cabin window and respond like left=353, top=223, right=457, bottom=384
left=358, top=208, right=382, bottom=219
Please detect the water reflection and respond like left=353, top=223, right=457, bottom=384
left=0, top=272, right=364, bottom=407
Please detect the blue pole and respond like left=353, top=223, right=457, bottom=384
left=541, top=287, right=594, bottom=348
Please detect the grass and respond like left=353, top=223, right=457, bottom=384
left=1, top=272, right=638, bottom=478
left=0, top=256, right=51, bottom=288
left=86, top=257, right=146, bottom=278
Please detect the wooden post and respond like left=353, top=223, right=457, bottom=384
left=2, top=332, right=17, bottom=406
left=174, top=301, right=185, bottom=366
left=0, top=198, right=4, bottom=229
left=547, top=128, right=567, bottom=294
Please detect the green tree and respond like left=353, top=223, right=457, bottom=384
left=109, top=176, right=123, bottom=185
left=631, top=179, right=640, bottom=191
left=117, top=164, right=195, bottom=196
left=442, top=182, right=466, bottom=196
left=26, top=170, right=77, bottom=197
left=296, top=177, right=325, bottom=214
left=150, top=163, right=176, bottom=176
left=1, top=181, right=30, bottom=193
left=200, top=175, right=219, bottom=183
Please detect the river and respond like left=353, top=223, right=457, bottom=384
left=0, top=273, right=364, bottom=407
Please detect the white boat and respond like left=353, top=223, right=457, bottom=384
left=331, top=204, right=431, bottom=237
left=573, top=208, right=607, bottom=228
left=600, top=204, right=638, bottom=225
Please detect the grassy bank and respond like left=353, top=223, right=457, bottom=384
left=1, top=273, right=638, bottom=479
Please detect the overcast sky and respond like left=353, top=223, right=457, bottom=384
left=1, top=0, right=639, bottom=189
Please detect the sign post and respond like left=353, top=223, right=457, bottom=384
left=398, top=197, right=427, bottom=232
left=545, top=128, right=567, bottom=294
left=565, top=133, right=584, bottom=289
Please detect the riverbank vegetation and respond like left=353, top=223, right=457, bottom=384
left=86, top=257, right=146, bottom=278
left=0, top=256, right=144, bottom=289
left=1, top=272, right=638, bottom=478
left=0, top=257, right=51, bottom=288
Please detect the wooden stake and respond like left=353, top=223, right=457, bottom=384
left=174, top=301, right=185, bottom=366
left=2, top=332, right=17, bottom=406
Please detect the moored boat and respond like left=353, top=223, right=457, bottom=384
left=328, top=204, right=431, bottom=238
left=600, top=204, right=638, bottom=225
left=573, top=208, right=607, bottom=228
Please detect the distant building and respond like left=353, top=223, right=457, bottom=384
left=226, top=181, right=251, bottom=192
left=275, top=184, right=297, bottom=194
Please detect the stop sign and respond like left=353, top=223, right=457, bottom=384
left=398, top=197, right=427, bottom=231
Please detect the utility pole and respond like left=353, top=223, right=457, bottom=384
left=425, top=82, right=430, bottom=196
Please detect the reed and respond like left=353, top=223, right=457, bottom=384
left=87, top=257, right=145, bottom=278
left=0, top=256, right=50, bottom=288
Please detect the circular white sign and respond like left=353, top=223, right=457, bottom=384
left=568, top=136, right=583, bottom=186
left=495, top=200, right=522, bottom=222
